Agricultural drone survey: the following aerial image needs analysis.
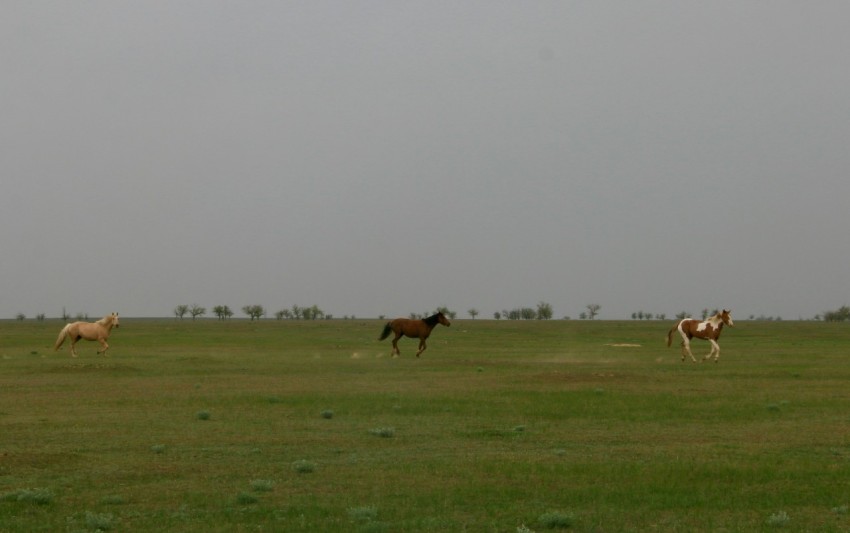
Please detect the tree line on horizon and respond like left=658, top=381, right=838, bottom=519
left=172, top=302, right=572, bottom=321
left=11, top=304, right=850, bottom=322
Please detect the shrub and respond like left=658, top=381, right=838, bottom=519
left=151, top=444, right=166, bottom=454
left=236, top=492, right=258, bottom=504
left=766, top=511, right=790, bottom=527
left=348, top=505, right=379, bottom=522
left=196, top=411, right=211, bottom=420
left=292, top=460, right=316, bottom=473
left=250, top=479, right=274, bottom=492
left=369, top=427, right=395, bottom=438
left=85, top=511, right=115, bottom=530
left=321, top=409, right=334, bottom=419
left=1, top=488, right=54, bottom=505
left=538, top=511, right=574, bottom=529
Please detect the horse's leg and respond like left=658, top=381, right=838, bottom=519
left=679, top=332, right=696, bottom=363
left=705, top=340, right=720, bottom=362
left=415, top=338, right=427, bottom=358
left=391, top=333, right=401, bottom=357
left=98, top=338, right=110, bottom=356
left=69, top=337, right=78, bottom=358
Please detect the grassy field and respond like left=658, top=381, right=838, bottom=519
left=1, top=318, right=849, bottom=532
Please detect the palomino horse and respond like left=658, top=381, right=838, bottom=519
left=379, top=312, right=451, bottom=357
left=54, top=312, right=120, bottom=357
left=667, top=309, right=734, bottom=362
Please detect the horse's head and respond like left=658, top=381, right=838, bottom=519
left=437, top=312, right=451, bottom=327
left=111, top=312, right=120, bottom=328
left=720, top=309, right=733, bottom=327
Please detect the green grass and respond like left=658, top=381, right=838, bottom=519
left=1, top=318, right=850, bottom=531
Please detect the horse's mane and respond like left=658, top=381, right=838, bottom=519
left=423, top=312, right=444, bottom=327
left=96, top=313, right=116, bottom=326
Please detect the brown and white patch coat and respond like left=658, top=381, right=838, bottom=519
left=666, top=310, right=734, bottom=362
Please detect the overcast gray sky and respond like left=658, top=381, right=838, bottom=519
left=3, top=2, right=848, bottom=320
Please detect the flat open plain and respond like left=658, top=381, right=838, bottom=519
left=1, top=318, right=849, bottom=532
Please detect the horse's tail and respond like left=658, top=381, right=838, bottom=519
left=54, top=324, right=71, bottom=351
left=378, top=322, right=392, bottom=341
left=666, top=321, right=679, bottom=347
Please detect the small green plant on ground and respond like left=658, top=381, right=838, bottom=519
left=250, top=479, right=274, bottom=492
left=368, top=427, right=395, bottom=438
left=99, top=495, right=126, bottom=505
left=1, top=488, right=54, bottom=505
left=349, top=505, right=379, bottom=522
left=538, top=511, right=574, bottom=529
left=766, top=510, right=790, bottom=527
left=236, top=492, right=258, bottom=504
left=85, top=511, right=115, bottom=531
left=292, top=460, right=316, bottom=473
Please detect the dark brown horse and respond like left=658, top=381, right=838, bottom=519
left=379, top=312, right=451, bottom=357
left=667, top=309, right=734, bottom=362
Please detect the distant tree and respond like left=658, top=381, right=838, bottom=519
left=242, top=305, right=265, bottom=321
left=301, top=305, right=324, bottom=320
left=585, top=304, right=601, bottom=320
left=676, top=311, right=689, bottom=320
left=493, top=311, right=501, bottom=320
left=537, top=302, right=553, bottom=320
left=468, top=308, right=479, bottom=320
left=435, top=306, right=456, bottom=319
left=190, top=304, right=206, bottom=321
left=701, top=308, right=709, bottom=320
left=174, top=304, right=189, bottom=320
left=36, top=313, right=46, bottom=321
left=579, top=312, right=588, bottom=320
left=823, top=305, right=850, bottom=322
left=15, top=313, right=25, bottom=321
left=213, top=305, right=233, bottom=320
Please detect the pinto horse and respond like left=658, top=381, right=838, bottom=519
left=54, top=312, right=120, bottom=357
left=667, top=309, right=733, bottom=362
left=379, top=312, right=451, bottom=357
